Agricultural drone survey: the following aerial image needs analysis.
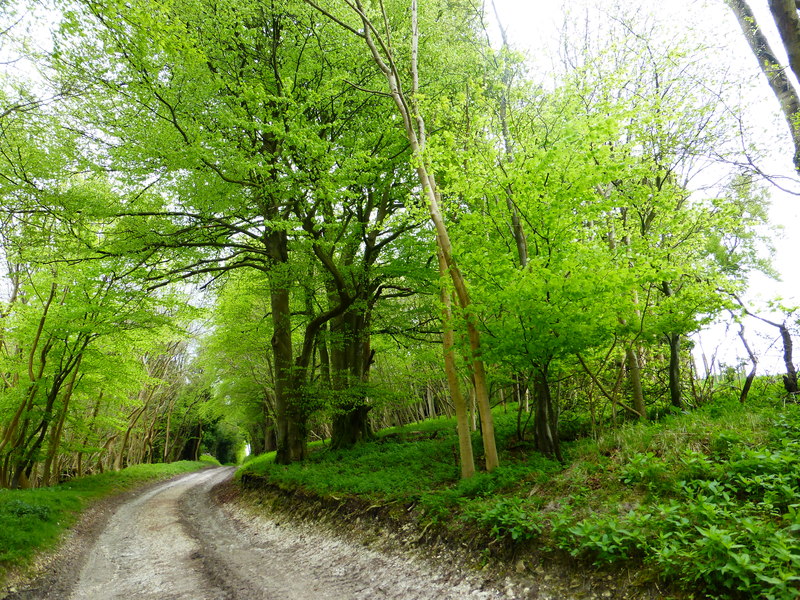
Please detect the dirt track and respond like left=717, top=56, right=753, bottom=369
left=17, top=467, right=525, bottom=599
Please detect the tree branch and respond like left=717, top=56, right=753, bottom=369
left=728, top=0, right=800, bottom=170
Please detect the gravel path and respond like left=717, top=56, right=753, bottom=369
left=30, top=467, right=517, bottom=599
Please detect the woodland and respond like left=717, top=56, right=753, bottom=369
left=2, top=0, right=800, bottom=595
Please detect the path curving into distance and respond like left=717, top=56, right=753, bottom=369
left=47, top=467, right=517, bottom=600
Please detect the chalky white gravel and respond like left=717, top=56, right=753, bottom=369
left=64, top=467, right=524, bottom=600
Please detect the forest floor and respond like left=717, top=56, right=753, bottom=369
left=3, top=467, right=534, bottom=600
left=237, top=392, right=800, bottom=600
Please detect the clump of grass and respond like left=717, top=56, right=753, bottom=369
left=239, top=418, right=463, bottom=499
left=550, top=399, right=800, bottom=599
left=199, top=454, right=222, bottom=466
left=0, top=460, right=209, bottom=578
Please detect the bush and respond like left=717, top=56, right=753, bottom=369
left=464, top=497, right=543, bottom=543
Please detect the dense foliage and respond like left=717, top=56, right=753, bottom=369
left=1, top=0, right=798, bottom=596
left=0, top=0, right=790, bottom=484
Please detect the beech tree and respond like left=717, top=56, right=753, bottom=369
left=734, top=297, right=799, bottom=394
left=306, top=0, right=500, bottom=472
left=0, top=0, right=782, bottom=481
left=429, top=6, right=773, bottom=456
left=55, top=0, right=428, bottom=463
left=0, top=197, right=193, bottom=487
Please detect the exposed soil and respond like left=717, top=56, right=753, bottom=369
left=0, top=468, right=530, bottom=599
left=234, top=476, right=668, bottom=600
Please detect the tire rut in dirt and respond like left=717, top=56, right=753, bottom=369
left=13, top=467, right=511, bottom=600
left=178, top=468, right=269, bottom=600
left=68, top=469, right=231, bottom=600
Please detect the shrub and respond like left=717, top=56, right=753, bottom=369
left=464, top=497, right=543, bottom=543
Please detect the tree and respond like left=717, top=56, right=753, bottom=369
left=435, top=5, right=771, bottom=457
left=734, top=297, right=799, bottom=394
left=198, top=270, right=278, bottom=456
left=306, top=0, right=500, bottom=472
left=0, top=204, right=192, bottom=487
left=727, top=0, right=800, bottom=171
left=56, top=0, right=427, bottom=463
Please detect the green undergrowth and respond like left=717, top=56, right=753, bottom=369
left=553, top=400, right=800, bottom=600
left=0, top=459, right=211, bottom=579
left=239, top=391, right=800, bottom=599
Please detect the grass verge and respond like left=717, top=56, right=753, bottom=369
left=238, top=391, right=800, bottom=599
left=0, top=458, right=215, bottom=581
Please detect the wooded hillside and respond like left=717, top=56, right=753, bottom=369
left=0, top=0, right=795, bottom=525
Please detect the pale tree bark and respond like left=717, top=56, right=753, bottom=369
left=625, top=347, right=647, bottom=417
left=606, top=213, right=647, bottom=419
left=77, top=391, right=103, bottom=476
left=438, top=249, right=475, bottom=479
left=532, top=364, right=562, bottom=462
left=576, top=353, right=642, bottom=418
left=727, top=0, right=800, bottom=170
left=0, top=282, right=57, bottom=474
left=490, top=0, right=529, bottom=268
left=661, top=281, right=684, bottom=410
left=307, top=0, right=499, bottom=470
left=778, top=322, right=799, bottom=392
left=42, top=355, right=83, bottom=486
left=769, top=0, right=800, bottom=80
left=113, top=347, right=177, bottom=470
left=737, top=323, right=759, bottom=403
left=491, top=2, right=566, bottom=459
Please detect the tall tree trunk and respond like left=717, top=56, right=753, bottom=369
left=270, top=279, right=296, bottom=464
left=666, top=333, right=683, bottom=409
left=491, top=2, right=529, bottom=269
left=0, top=286, right=57, bottom=462
left=661, top=282, right=683, bottom=410
left=42, top=355, right=83, bottom=485
left=734, top=296, right=799, bottom=394
left=778, top=322, right=799, bottom=393
left=311, top=0, right=499, bottom=471
left=606, top=214, right=646, bottom=419
left=738, top=324, right=758, bottom=403
left=318, top=323, right=332, bottom=387
left=533, top=364, right=562, bottom=461
left=163, top=394, right=176, bottom=463
left=266, top=228, right=307, bottom=465
left=77, top=391, right=103, bottom=477
left=115, top=404, right=147, bottom=471
left=626, top=347, right=646, bottom=418
left=727, top=0, right=800, bottom=170
left=438, top=250, right=475, bottom=479
left=11, top=339, right=88, bottom=488
left=12, top=382, right=64, bottom=487
left=330, top=308, right=373, bottom=449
